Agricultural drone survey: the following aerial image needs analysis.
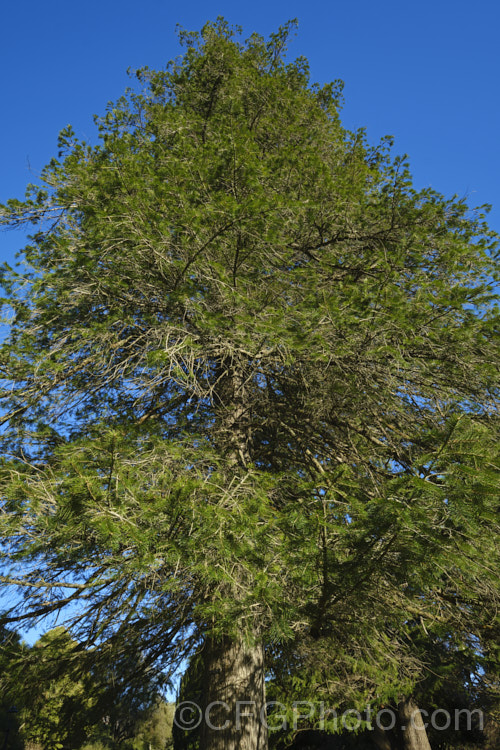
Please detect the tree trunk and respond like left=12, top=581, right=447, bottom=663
left=398, top=698, right=432, bottom=750
left=197, top=360, right=267, bottom=750
left=200, top=636, right=268, bottom=750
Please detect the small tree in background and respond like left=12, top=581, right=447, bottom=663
left=17, top=628, right=94, bottom=750
left=0, top=626, right=171, bottom=750
left=0, top=627, right=24, bottom=750
left=1, top=18, right=499, bottom=750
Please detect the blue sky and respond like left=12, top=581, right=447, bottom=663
left=0, top=0, right=499, bottom=645
left=1, top=0, right=499, bottom=261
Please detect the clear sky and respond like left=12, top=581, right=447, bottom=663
left=0, top=0, right=499, bottom=644
left=1, top=0, right=499, bottom=259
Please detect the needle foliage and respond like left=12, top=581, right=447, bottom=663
left=0, top=18, right=499, bottom=706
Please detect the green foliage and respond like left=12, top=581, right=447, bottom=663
left=0, top=627, right=172, bottom=750
left=0, top=15, right=498, bottom=722
left=0, top=627, right=24, bottom=750
left=132, top=701, right=175, bottom=750
left=17, top=628, right=91, bottom=750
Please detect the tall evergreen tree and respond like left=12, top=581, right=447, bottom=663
left=1, top=18, right=498, bottom=750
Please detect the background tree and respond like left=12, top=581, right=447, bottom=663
left=0, top=17, right=498, bottom=750
left=0, top=626, right=24, bottom=750
left=131, top=701, right=175, bottom=750
left=0, top=627, right=171, bottom=750
left=17, top=628, right=95, bottom=750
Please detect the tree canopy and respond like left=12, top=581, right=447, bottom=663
left=0, top=626, right=173, bottom=750
left=0, top=17, right=499, bottom=750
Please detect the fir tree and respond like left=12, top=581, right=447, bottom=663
left=1, top=18, right=498, bottom=750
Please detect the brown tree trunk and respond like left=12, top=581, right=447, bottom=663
left=200, top=636, right=268, bottom=750
left=398, top=698, right=432, bottom=750
left=197, top=359, right=267, bottom=750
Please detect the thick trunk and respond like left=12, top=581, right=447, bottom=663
left=398, top=698, right=432, bottom=750
left=200, top=636, right=268, bottom=750
left=198, top=361, right=267, bottom=750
